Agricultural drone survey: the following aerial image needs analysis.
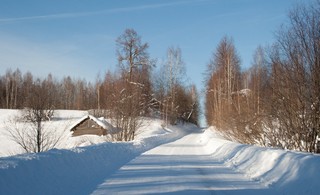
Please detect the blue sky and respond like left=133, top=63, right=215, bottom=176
left=0, top=0, right=299, bottom=94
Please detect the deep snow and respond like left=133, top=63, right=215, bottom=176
left=0, top=110, right=319, bottom=194
left=0, top=109, right=90, bottom=157
left=200, top=128, right=320, bottom=194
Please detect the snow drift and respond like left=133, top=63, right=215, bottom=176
left=202, top=128, right=320, bottom=194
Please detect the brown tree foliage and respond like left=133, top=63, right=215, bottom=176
left=205, top=1, right=320, bottom=153
left=105, top=29, right=154, bottom=141
left=205, top=36, right=241, bottom=134
left=0, top=70, right=98, bottom=111
left=268, top=1, right=320, bottom=152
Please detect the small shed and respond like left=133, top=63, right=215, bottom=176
left=70, top=115, right=116, bottom=136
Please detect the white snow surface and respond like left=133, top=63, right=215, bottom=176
left=0, top=109, right=94, bottom=156
left=0, top=110, right=319, bottom=194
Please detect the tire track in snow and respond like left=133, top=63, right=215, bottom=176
left=91, top=129, right=273, bottom=195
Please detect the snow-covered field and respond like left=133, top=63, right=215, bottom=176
left=0, top=109, right=100, bottom=157
left=0, top=110, right=319, bottom=194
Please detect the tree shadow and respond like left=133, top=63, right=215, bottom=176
left=91, top=154, right=274, bottom=194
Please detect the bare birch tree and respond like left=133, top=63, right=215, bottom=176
left=112, top=28, right=153, bottom=141
left=7, top=79, right=60, bottom=153
left=268, top=0, right=320, bottom=152
left=205, top=36, right=241, bottom=131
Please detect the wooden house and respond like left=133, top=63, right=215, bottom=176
left=70, top=115, right=117, bottom=137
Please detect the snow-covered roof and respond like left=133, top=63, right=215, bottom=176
left=70, top=115, right=120, bottom=134
left=231, top=89, right=252, bottom=97
left=239, top=89, right=251, bottom=96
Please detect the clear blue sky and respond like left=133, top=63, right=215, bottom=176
left=0, top=0, right=300, bottom=121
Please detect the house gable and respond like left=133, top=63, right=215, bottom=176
left=70, top=115, right=107, bottom=136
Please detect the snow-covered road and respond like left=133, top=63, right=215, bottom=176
left=91, top=131, right=272, bottom=195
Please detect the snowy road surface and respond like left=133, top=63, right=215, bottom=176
left=91, top=131, right=272, bottom=195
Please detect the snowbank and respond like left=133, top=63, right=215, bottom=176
left=0, top=119, right=190, bottom=195
left=201, top=128, right=320, bottom=195
left=0, top=109, right=90, bottom=157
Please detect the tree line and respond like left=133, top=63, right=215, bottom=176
left=1, top=29, right=199, bottom=143
left=0, top=70, right=99, bottom=110
left=205, top=1, right=320, bottom=153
